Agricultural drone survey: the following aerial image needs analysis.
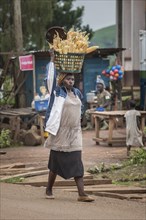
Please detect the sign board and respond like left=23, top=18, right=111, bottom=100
left=19, top=55, right=34, bottom=71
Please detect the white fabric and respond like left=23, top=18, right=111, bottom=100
left=124, top=110, right=144, bottom=147
left=45, top=61, right=66, bottom=135
left=47, top=61, right=55, bottom=94
left=96, top=76, right=106, bottom=88
left=45, top=95, right=65, bottom=135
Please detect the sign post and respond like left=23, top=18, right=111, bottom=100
left=19, top=54, right=36, bottom=98
left=19, top=55, right=34, bottom=71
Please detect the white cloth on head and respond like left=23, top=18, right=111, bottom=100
left=96, top=76, right=106, bottom=88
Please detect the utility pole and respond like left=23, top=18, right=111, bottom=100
left=13, top=0, right=23, bottom=52
left=13, top=0, right=26, bottom=107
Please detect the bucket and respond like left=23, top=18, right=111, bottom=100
left=34, top=99, right=49, bottom=112
left=86, top=92, right=95, bottom=103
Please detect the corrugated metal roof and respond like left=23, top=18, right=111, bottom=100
left=28, top=48, right=126, bottom=58
left=0, top=48, right=126, bottom=58
left=28, top=50, right=50, bottom=57
left=86, top=48, right=126, bottom=58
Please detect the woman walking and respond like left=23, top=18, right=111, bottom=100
left=44, top=52, right=94, bottom=202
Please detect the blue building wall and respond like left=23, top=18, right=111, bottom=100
left=83, top=57, right=109, bottom=103
left=24, top=71, right=33, bottom=107
left=24, top=56, right=50, bottom=107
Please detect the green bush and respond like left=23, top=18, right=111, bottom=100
left=0, top=76, right=15, bottom=106
left=1, top=177, right=24, bottom=183
left=0, top=129, right=12, bottom=148
left=126, top=148, right=146, bottom=165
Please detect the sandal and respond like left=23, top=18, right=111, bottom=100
left=45, top=194, right=55, bottom=199
left=78, top=195, right=94, bottom=202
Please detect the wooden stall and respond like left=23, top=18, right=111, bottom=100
left=0, top=108, right=39, bottom=142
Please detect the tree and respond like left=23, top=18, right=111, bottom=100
left=0, top=0, right=54, bottom=52
left=21, top=0, right=54, bottom=50
left=0, top=0, right=14, bottom=52
left=14, top=0, right=25, bottom=107
left=13, top=0, right=23, bottom=52
left=47, top=0, right=93, bottom=40
left=21, top=0, right=93, bottom=50
left=0, top=0, right=93, bottom=52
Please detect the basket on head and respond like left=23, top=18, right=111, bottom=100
left=46, top=26, right=67, bottom=44
left=54, top=51, right=85, bottom=73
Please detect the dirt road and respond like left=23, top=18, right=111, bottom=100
left=1, top=182, right=146, bottom=220
left=0, top=130, right=127, bottom=169
left=1, top=130, right=146, bottom=220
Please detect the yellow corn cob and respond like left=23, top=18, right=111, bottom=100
left=86, top=46, right=99, bottom=54
left=51, top=28, right=91, bottom=54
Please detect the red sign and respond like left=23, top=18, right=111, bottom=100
left=19, top=55, right=34, bottom=71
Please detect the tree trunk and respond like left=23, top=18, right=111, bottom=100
left=13, top=0, right=23, bottom=52
left=13, top=0, right=26, bottom=107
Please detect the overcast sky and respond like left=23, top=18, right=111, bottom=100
left=73, top=0, right=116, bottom=31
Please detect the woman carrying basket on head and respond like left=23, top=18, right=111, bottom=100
left=44, top=50, right=94, bottom=202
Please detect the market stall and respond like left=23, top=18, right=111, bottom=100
left=0, top=107, right=38, bottom=142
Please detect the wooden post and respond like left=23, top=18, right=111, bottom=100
left=14, top=0, right=26, bottom=107
left=13, top=0, right=23, bottom=52
left=32, top=54, right=36, bottom=99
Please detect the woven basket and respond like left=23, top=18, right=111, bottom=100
left=54, top=52, right=85, bottom=73
left=46, top=26, right=67, bottom=44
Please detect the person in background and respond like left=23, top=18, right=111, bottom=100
left=124, top=99, right=144, bottom=156
left=44, top=51, right=94, bottom=202
left=83, top=77, right=111, bottom=130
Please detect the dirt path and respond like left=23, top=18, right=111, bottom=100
left=1, top=182, right=146, bottom=220
left=0, top=130, right=127, bottom=169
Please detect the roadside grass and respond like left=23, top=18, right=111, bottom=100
left=88, top=148, right=146, bottom=187
left=0, top=177, right=25, bottom=184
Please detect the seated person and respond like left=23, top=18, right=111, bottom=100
left=83, top=78, right=111, bottom=130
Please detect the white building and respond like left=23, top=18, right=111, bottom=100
left=116, top=0, right=146, bottom=86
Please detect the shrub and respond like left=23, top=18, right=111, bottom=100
left=0, top=129, right=12, bottom=148
left=126, top=148, right=146, bottom=165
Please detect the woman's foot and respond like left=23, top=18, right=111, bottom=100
left=46, top=188, right=55, bottom=199
left=78, top=195, right=95, bottom=202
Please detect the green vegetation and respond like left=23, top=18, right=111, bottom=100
left=0, top=76, right=15, bottom=106
left=0, top=177, right=24, bottom=184
left=88, top=148, right=146, bottom=187
left=0, top=0, right=93, bottom=52
left=91, top=25, right=116, bottom=48
left=0, top=129, right=12, bottom=148
left=0, top=128, right=24, bottom=148
left=124, top=148, right=146, bottom=165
